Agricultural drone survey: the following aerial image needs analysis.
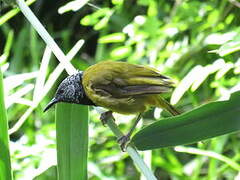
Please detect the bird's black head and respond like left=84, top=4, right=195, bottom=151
left=44, top=72, right=95, bottom=112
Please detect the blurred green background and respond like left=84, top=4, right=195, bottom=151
left=1, top=0, right=240, bottom=179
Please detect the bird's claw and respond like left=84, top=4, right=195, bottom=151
left=100, top=111, right=113, bottom=126
left=100, top=111, right=130, bottom=151
left=118, top=135, right=130, bottom=151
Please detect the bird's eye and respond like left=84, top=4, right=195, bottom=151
left=59, top=90, right=64, bottom=94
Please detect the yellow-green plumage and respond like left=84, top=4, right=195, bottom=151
left=43, top=60, right=180, bottom=150
left=82, top=61, right=179, bottom=115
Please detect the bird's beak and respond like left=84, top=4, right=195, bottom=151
left=44, top=97, right=58, bottom=112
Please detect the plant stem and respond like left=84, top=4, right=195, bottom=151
left=15, top=0, right=77, bottom=75
left=106, top=117, right=157, bottom=180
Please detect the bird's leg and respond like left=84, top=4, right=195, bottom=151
left=118, top=113, right=143, bottom=151
left=100, top=111, right=114, bottom=126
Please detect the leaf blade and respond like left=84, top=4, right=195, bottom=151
left=56, top=103, right=89, bottom=180
left=132, top=91, right=240, bottom=150
left=0, top=67, right=12, bottom=180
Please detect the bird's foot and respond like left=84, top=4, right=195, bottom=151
left=100, top=111, right=113, bottom=126
left=118, top=134, right=130, bottom=152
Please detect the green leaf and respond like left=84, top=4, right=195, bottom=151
left=132, top=91, right=240, bottom=151
left=98, top=33, right=126, bottom=44
left=58, top=0, right=90, bottom=14
left=94, top=10, right=114, bottom=30
left=0, top=0, right=36, bottom=26
left=110, top=46, right=132, bottom=59
left=80, top=8, right=112, bottom=28
left=112, top=0, right=123, bottom=5
left=1, top=30, right=14, bottom=64
left=217, top=40, right=240, bottom=56
left=33, top=166, right=57, bottom=180
left=0, top=68, right=12, bottom=180
left=56, top=103, right=89, bottom=180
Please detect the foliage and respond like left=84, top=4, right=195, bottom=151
left=0, top=0, right=240, bottom=179
left=56, top=103, right=88, bottom=180
left=0, top=65, right=12, bottom=180
left=133, top=91, right=240, bottom=150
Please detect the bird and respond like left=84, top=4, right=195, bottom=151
left=44, top=61, right=180, bottom=150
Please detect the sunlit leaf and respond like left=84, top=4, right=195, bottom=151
left=191, top=59, right=225, bottom=91
left=94, top=10, right=114, bottom=30
left=33, top=46, right=51, bottom=102
left=6, top=84, right=34, bottom=108
left=215, top=63, right=233, bottom=80
left=98, top=33, right=126, bottom=43
left=58, top=0, right=90, bottom=14
left=4, top=72, right=38, bottom=93
left=217, top=40, right=240, bottom=56
left=112, top=0, right=123, bottom=5
left=171, top=65, right=203, bottom=105
left=205, top=32, right=236, bottom=45
left=80, top=8, right=112, bottom=27
left=110, top=46, right=132, bottom=59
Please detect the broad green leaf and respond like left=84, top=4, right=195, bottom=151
left=56, top=103, right=89, bottom=180
left=0, top=67, right=12, bottom=180
left=132, top=91, right=240, bottom=151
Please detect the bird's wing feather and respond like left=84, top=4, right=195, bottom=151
left=83, top=61, right=174, bottom=98
left=93, top=84, right=171, bottom=98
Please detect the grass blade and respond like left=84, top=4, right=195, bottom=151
left=16, top=0, right=77, bottom=75
left=132, top=91, right=240, bottom=150
left=56, top=103, right=88, bottom=180
left=9, top=40, right=84, bottom=135
left=0, top=68, right=12, bottom=180
left=175, top=146, right=240, bottom=171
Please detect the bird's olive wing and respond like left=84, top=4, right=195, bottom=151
left=93, top=83, right=172, bottom=98
left=83, top=61, right=174, bottom=98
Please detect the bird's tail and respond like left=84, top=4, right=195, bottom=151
left=156, top=96, right=180, bottom=116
